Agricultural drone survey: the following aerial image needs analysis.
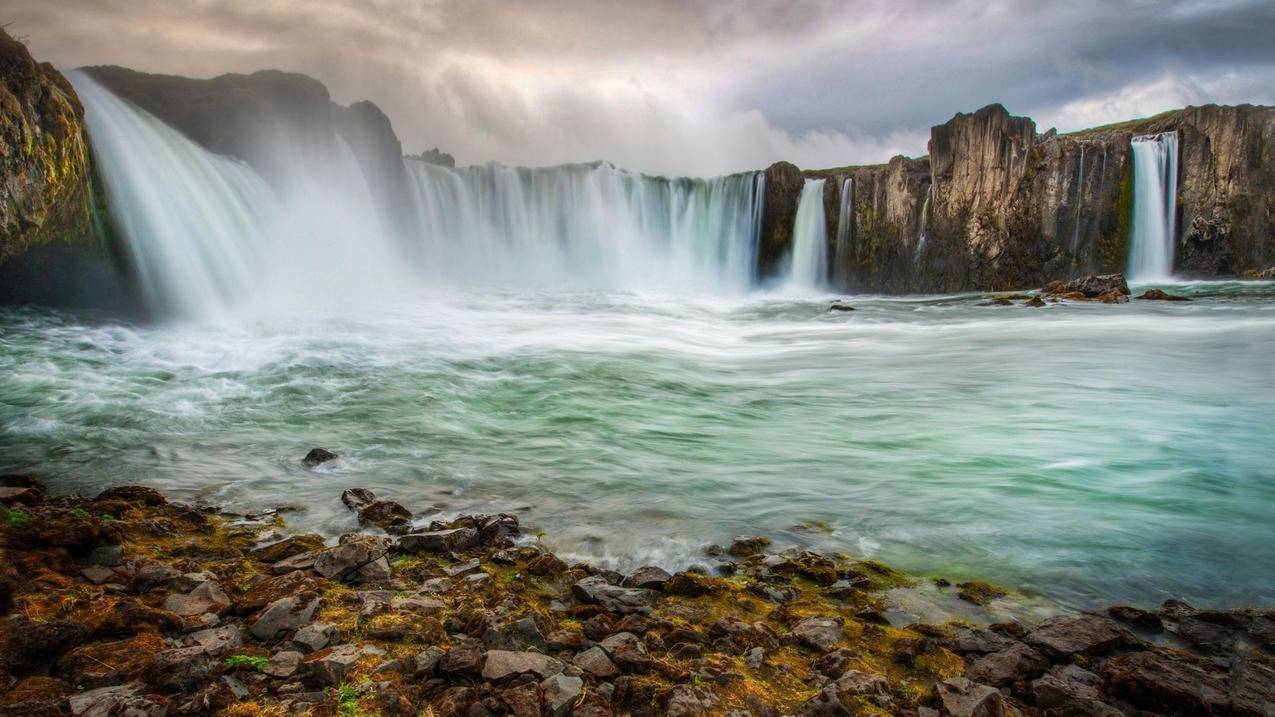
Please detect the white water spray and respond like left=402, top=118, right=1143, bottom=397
left=789, top=179, right=828, bottom=289
left=1129, top=132, right=1179, bottom=281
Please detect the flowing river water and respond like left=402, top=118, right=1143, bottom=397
left=3, top=281, right=1272, bottom=610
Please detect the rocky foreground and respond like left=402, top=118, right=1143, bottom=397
left=0, top=475, right=1271, bottom=717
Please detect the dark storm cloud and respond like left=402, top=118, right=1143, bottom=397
left=7, top=0, right=1274, bottom=175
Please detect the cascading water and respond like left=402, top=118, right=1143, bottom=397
left=1129, top=132, right=1179, bottom=281
left=788, top=179, right=828, bottom=289
left=404, top=161, right=764, bottom=292
left=914, top=184, right=932, bottom=265
left=69, top=72, right=274, bottom=319
left=834, top=178, right=854, bottom=274
left=1071, top=143, right=1086, bottom=253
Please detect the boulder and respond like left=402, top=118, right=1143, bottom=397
left=728, top=535, right=771, bottom=557
left=802, top=669, right=893, bottom=715
left=94, top=486, right=166, bottom=505
left=572, top=575, right=657, bottom=614
left=573, top=646, right=617, bottom=677
left=964, top=642, right=1048, bottom=686
left=251, top=533, right=325, bottom=563
left=1032, top=664, right=1121, bottom=717
left=264, top=650, right=303, bottom=678
left=1025, top=613, right=1135, bottom=658
left=67, top=683, right=167, bottom=717
left=790, top=616, right=842, bottom=652
left=622, top=566, right=672, bottom=590
left=302, top=448, right=339, bottom=468
left=443, top=557, right=482, bottom=577
left=664, top=572, right=723, bottom=597
left=396, top=528, right=478, bottom=554
left=291, top=622, right=332, bottom=653
left=340, top=488, right=376, bottom=510
left=1097, top=289, right=1128, bottom=304
left=358, top=500, right=412, bottom=533
left=148, top=645, right=213, bottom=692
left=934, top=677, right=1004, bottom=717
left=541, top=673, right=584, bottom=717
left=942, top=627, right=1018, bottom=655
left=1059, top=274, right=1129, bottom=298
left=184, top=625, right=244, bottom=655
left=1137, top=288, right=1190, bottom=301
left=307, top=643, right=384, bottom=685
left=250, top=594, right=320, bottom=640
left=437, top=643, right=484, bottom=678
left=312, top=540, right=389, bottom=583
left=482, top=650, right=565, bottom=682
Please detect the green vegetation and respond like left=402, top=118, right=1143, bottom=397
left=332, top=682, right=380, bottom=717
left=1, top=508, right=30, bottom=526
left=67, top=507, right=91, bottom=519
left=225, top=654, right=269, bottom=671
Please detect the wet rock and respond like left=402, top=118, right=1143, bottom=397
left=1106, top=605, right=1162, bottom=632
left=302, top=448, right=339, bottom=468
left=942, top=627, right=1018, bottom=655
left=571, top=575, right=657, bottom=614
left=728, top=536, right=771, bottom=557
left=250, top=594, right=320, bottom=640
left=955, top=581, right=1006, bottom=606
left=1059, top=273, right=1129, bottom=298
left=438, top=643, right=484, bottom=679
left=964, top=642, right=1048, bottom=687
left=977, top=297, right=1013, bottom=307
left=162, top=580, right=231, bottom=617
left=477, top=514, right=521, bottom=546
left=790, top=616, right=842, bottom=652
left=312, top=540, right=390, bottom=583
left=482, top=650, right=565, bottom=682
left=828, top=302, right=855, bottom=312
left=1097, top=289, right=1128, bottom=304
left=527, top=554, right=569, bottom=576
left=94, top=486, right=166, bottom=506
left=573, top=646, right=617, bottom=677
left=251, top=533, right=325, bottom=563
left=934, top=677, right=1004, bottom=717
left=1032, top=664, right=1121, bottom=717
left=340, top=488, right=376, bottom=511
left=0, top=486, right=41, bottom=505
left=1024, top=296, right=1046, bottom=307
left=1099, top=650, right=1229, bottom=715
left=1177, top=612, right=1244, bottom=654
left=1025, top=613, right=1135, bottom=658
left=1137, top=288, right=1190, bottom=301
left=622, top=566, right=672, bottom=590
left=664, top=572, right=723, bottom=597
left=396, top=527, right=478, bottom=554
left=541, top=673, right=584, bottom=717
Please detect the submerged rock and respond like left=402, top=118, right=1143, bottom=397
left=301, top=448, right=339, bottom=468
left=1137, top=288, right=1191, bottom=301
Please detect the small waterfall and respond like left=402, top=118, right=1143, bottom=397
left=403, top=161, right=764, bottom=292
left=789, top=179, right=828, bottom=289
left=1071, top=143, right=1086, bottom=253
left=1129, top=132, right=1179, bottom=281
left=914, top=184, right=932, bottom=264
left=70, top=71, right=274, bottom=318
left=833, top=178, right=854, bottom=273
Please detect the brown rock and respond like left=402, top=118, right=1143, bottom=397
left=1025, top=613, right=1136, bottom=658
left=1137, top=288, right=1190, bottom=301
left=57, top=632, right=164, bottom=688
left=934, top=677, right=1004, bottom=717
left=250, top=533, right=325, bottom=563
left=964, top=642, right=1048, bottom=687
left=790, top=616, right=842, bottom=652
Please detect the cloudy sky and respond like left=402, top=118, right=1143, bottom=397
left=10, top=0, right=1275, bottom=176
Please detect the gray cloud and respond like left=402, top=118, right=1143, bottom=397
left=8, top=0, right=1274, bottom=176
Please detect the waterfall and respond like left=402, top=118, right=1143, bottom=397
left=1129, top=132, right=1179, bottom=281
left=914, top=184, right=932, bottom=264
left=403, top=161, right=764, bottom=292
left=789, top=179, right=828, bottom=289
left=1071, top=143, right=1086, bottom=253
left=834, top=178, right=854, bottom=274
left=69, top=72, right=274, bottom=319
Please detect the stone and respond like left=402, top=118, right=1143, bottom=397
left=828, top=303, right=855, bottom=312
left=1061, top=273, right=1129, bottom=298
left=412, top=645, right=445, bottom=676
left=813, top=648, right=857, bottom=677
left=501, top=683, right=544, bottom=717
left=391, top=593, right=446, bottom=615
left=308, top=643, right=383, bottom=685
left=664, top=572, right=723, bottom=597
left=0, top=486, right=41, bottom=505
left=80, top=566, right=116, bottom=585
left=571, top=575, right=657, bottom=614
left=420, top=577, right=454, bottom=593
left=728, top=535, right=771, bottom=557
left=265, top=650, right=303, bottom=678
left=1137, top=288, right=1190, bottom=301
left=622, top=565, right=672, bottom=590
left=964, top=642, right=1048, bottom=686
left=665, top=684, right=714, bottom=716
left=162, top=580, right=231, bottom=617
left=790, top=616, right=842, bottom=652
left=94, top=485, right=166, bottom=505
left=250, top=594, right=320, bottom=640
left=1025, top=613, right=1135, bottom=658
left=302, top=448, right=339, bottom=468
left=396, top=527, right=478, bottom=554
left=541, top=673, right=584, bottom=717
left=1097, top=289, right=1128, bottom=304
left=803, top=670, right=893, bottom=715
left=942, top=627, right=1018, bottom=655
left=149, top=645, right=213, bottom=691
left=1032, top=664, right=1121, bottom=717
left=236, top=570, right=324, bottom=614
left=58, top=633, right=164, bottom=689
left=573, top=646, right=617, bottom=677
left=482, top=650, right=565, bottom=682
left=270, top=551, right=319, bottom=575
left=185, top=624, right=243, bottom=655
left=86, top=545, right=124, bottom=567
left=444, top=557, right=482, bottom=577
left=1099, top=650, right=1233, bottom=716
left=1106, top=605, right=1163, bottom=631
left=291, top=622, right=332, bottom=653
left=340, top=488, right=376, bottom=510
left=312, top=541, right=389, bottom=582
left=68, top=683, right=166, bottom=717
left=438, top=643, right=484, bottom=678
left=527, top=554, right=569, bottom=576
left=934, top=677, right=1004, bottom=717
left=358, top=500, right=412, bottom=533
left=251, top=534, right=325, bottom=563
left=1024, top=296, right=1046, bottom=307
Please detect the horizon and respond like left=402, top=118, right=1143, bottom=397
left=11, top=0, right=1275, bottom=176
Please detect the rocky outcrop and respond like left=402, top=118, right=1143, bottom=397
left=760, top=102, right=1275, bottom=292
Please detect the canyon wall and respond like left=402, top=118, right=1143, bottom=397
left=759, top=103, right=1275, bottom=291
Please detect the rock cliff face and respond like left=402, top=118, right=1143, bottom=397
left=759, top=103, right=1275, bottom=291
left=0, top=30, right=136, bottom=309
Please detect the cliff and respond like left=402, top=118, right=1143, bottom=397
left=759, top=103, right=1275, bottom=291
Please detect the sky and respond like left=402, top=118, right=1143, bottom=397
left=9, top=0, right=1275, bottom=176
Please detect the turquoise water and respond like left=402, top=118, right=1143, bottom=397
left=2, top=281, right=1273, bottom=609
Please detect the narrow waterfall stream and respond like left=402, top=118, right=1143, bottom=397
left=789, top=178, right=828, bottom=289
left=1129, top=132, right=1179, bottom=281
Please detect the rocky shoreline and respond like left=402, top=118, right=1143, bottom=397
left=0, top=472, right=1271, bottom=717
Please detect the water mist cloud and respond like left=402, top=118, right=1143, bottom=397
left=9, top=0, right=1275, bottom=176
